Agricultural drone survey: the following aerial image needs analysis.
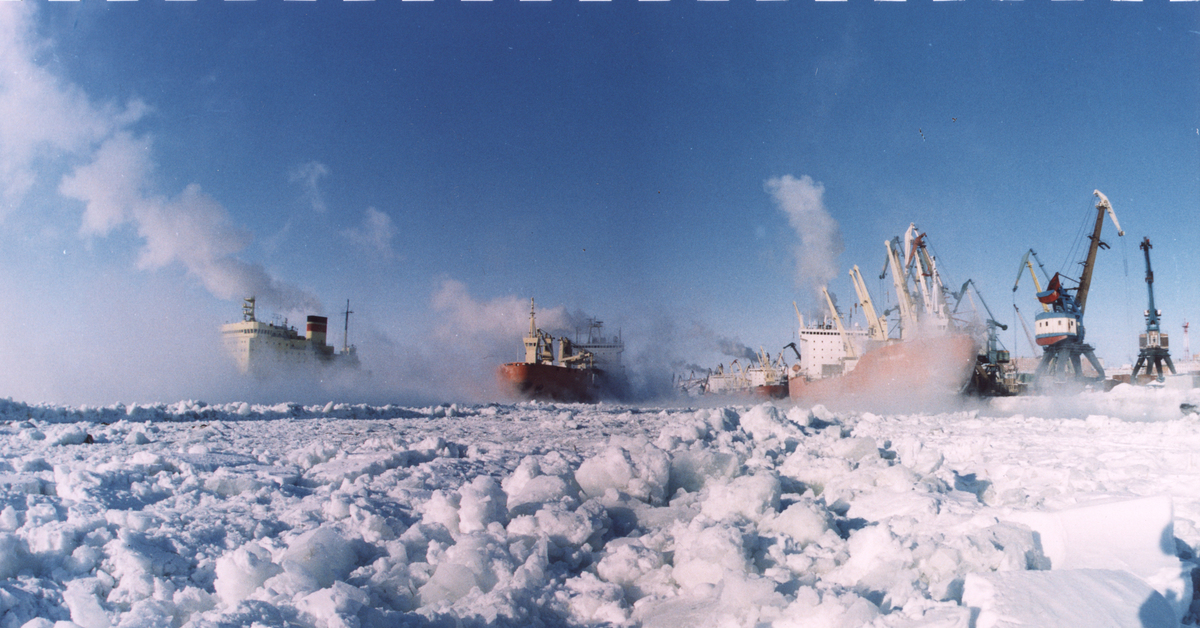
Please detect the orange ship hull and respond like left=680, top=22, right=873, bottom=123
left=789, top=334, right=979, bottom=408
left=498, top=362, right=602, bottom=403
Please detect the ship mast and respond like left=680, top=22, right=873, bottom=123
left=524, top=298, right=540, bottom=363
left=343, top=299, right=354, bottom=353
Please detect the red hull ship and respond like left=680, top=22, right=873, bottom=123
left=498, top=299, right=625, bottom=403
left=498, top=362, right=603, bottom=403
left=789, top=334, right=978, bottom=407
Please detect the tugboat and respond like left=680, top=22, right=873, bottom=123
left=498, top=299, right=625, bottom=403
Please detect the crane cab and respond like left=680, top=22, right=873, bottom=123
left=1034, top=311, right=1080, bottom=346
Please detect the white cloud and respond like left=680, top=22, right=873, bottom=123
left=0, top=5, right=318, bottom=313
left=342, top=207, right=396, bottom=258
left=431, top=279, right=569, bottom=343
left=0, top=4, right=146, bottom=218
left=765, top=174, right=844, bottom=300
left=60, top=134, right=318, bottom=312
left=289, top=160, right=330, bottom=213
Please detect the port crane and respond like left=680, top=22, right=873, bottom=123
left=882, top=237, right=919, bottom=339
left=1012, top=249, right=1052, bottom=313
left=953, top=279, right=1013, bottom=395
left=1130, top=237, right=1175, bottom=382
left=1032, top=190, right=1124, bottom=385
left=849, top=265, right=889, bottom=343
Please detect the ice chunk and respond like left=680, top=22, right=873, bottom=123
left=296, top=581, right=370, bottom=628
left=280, top=526, right=359, bottom=590
left=52, top=426, right=91, bottom=446
left=213, top=542, right=281, bottom=605
left=962, top=569, right=1176, bottom=628
left=829, top=436, right=879, bottom=462
left=700, top=473, right=781, bottom=523
left=1010, top=494, right=1192, bottom=620
left=307, top=451, right=412, bottom=485
left=668, top=449, right=738, bottom=495
left=506, top=474, right=580, bottom=516
left=62, top=579, right=111, bottom=628
left=576, top=439, right=670, bottom=505
left=670, top=520, right=749, bottom=590
left=420, top=490, right=461, bottom=535
left=0, top=533, right=32, bottom=578
left=558, top=571, right=628, bottom=624
left=739, top=404, right=801, bottom=442
left=761, top=500, right=831, bottom=548
left=595, top=541, right=666, bottom=599
left=416, top=531, right=515, bottom=607
left=458, top=475, right=507, bottom=533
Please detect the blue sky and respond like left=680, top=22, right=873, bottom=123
left=0, top=0, right=1198, bottom=404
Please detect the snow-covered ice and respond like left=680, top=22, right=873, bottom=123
left=1, top=383, right=1200, bottom=627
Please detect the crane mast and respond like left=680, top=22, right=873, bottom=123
left=822, top=287, right=858, bottom=360
left=849, top=265, right=888, bottom=342
left=1013, top=249, right=1051, bottom=313
left=884, top=238, right=918, bottom=339
left=1131, top=237, right=1176, bottom=382
left=1075, top=190, right=1124, bottom=315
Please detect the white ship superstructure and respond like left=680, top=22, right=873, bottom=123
left=571, top=318, right=624, bottom=373
left=794, top=323, right=870, bottom=380
left=221, top=297, right=359, bottom=375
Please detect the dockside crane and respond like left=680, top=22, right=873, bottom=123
left=849, top=265, right=889, bottom=343
left=1131, top=237, right=1176, bottom=382
left=822, top=286, right=859, bottom=363
left=1013, top=249, right=1052, bottom=313
left=1032, top=190, right=1124, bottom=386
left=953, top=279, right=1014, bottom=395
left=882, top=237, right=919, bottom=339
left=904, top=224, right=947, bottom=329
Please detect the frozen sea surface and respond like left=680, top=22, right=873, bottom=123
left=0, top=384, right=1199, bottom=627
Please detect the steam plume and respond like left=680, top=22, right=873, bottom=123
left=765, top=174, right=844, bottom=301
left=290, top=161, right=330, bottom=213
left=60, top=133, right=319, bottom=312
left=342, top=207, right=397, bottom=259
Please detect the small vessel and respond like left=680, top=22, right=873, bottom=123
left=694, top=349, right=791, bottom=399
left=221, top=297, right=360, bottom=376
left=498, top=299, right=625, bottom=403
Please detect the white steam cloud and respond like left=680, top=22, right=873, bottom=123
left=0, top=4, right=142, bottom=217
left=290, top=160, right=330, bottom=213
left=342, top=207, right=397, bottom=259
left=431, top=279, right=570, bottom=345
left=0, top=5, right=317, bottom=313
left=765, top=174, right=844, bottom=300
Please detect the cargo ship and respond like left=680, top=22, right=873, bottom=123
left=789, top=334, right=978, bottom=405
left=221, top=297, right=359, bottom=376
left=787, top=224, right=981, bottom=405
left=498, top=299, right=625, bottom=403
left=684, top=348, right=792, bottom=399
